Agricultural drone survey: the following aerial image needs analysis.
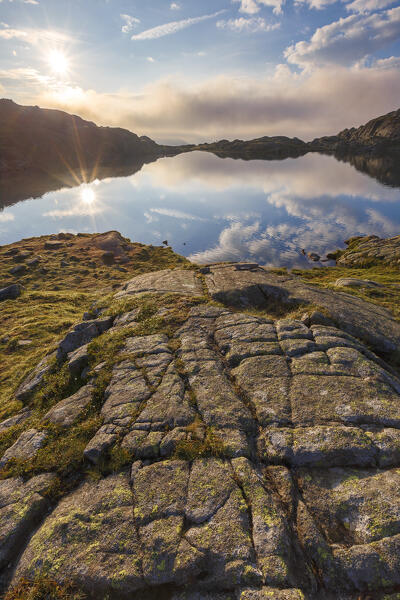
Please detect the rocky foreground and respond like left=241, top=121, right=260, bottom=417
left=2, top=261, right=400, bottom=599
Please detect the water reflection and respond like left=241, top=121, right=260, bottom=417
left=1, top=151, right=400, bottom=268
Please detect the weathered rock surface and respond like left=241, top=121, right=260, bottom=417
left=334, top=277, right=382, bottom=288
left=0, top=408, right=31, bottom=434
left=205, top=263, right=400, bottom=354
left=333, top=234, right=400, bottom=268
left=0, top=429, right=47, bottom=469
left=44, top=383, right=94, bottom=427
left=115, top=268, right=203, bottom=299
left=0, top=474, right=55, bottom=570
left=5, top=267, right=400, bottom=599
left=56, top=316, right=113, bottom=361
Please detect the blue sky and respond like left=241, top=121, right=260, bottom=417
left=1, top=0, right=400, bottom=142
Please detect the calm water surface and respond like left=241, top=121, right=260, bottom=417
left=1, top=152, right=400, bottom=268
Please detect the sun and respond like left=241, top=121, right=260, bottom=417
left=48, top=50, right=69, bottom=76
left=81, top=187, right=95, bottom=205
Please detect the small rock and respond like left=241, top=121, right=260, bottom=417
left=4, top=248, right=20, bottom=256
left=102, top=251, right=115, bottom=265
left=67, top=344, right=89, bottom=376
left=199, top=266, right=210, bottom=274
left=0, top=284, right=21, bottom=301
left=234, top=263, right=259, bottom=271
left=307, top=252, right=320, bottom=262
left=9, top=264, right=27, bottom=275
left=334, top=278, right=382, bottom=288
left=13, top=251, right=31, bottom=262
left=70, top=255, right=80, bottom=262
left=44, top=240, right=63, bottom=250
left=26, top=257, right=40, bottom=267
left=0, top=408, right=31, bottom=434
left=17, top=340, right=33, bottom=347
left=300, top=311, right=334, bottom=327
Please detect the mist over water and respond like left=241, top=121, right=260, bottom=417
left=1, top=151, right=400, bottom=268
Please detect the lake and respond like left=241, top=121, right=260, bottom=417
left=1, top=151, right=400, bottom=268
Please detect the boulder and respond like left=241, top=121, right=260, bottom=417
left=56, top=316, right=113, bottom=361
left=0, top=429, right=47, bottom=469
left=0, top=284, right=21, bottom=301
left=43, top=383, right=93, bottom=428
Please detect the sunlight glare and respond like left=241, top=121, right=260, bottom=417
left=48, top=50, right=69, bottom=76
left=81, top=187, right=95, bottom=205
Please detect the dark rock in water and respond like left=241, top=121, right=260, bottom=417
left=307, top=252, right=320, bottom=262
left=0, top=284, right=21, bottom=301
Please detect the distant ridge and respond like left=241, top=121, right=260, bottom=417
left=0, top=99, right=162, bottom=175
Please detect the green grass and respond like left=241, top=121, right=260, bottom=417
left=292, top=265, right=400, bottom=319
left=0, top=233, right=192, bottom=420
left=5, top=575, right=86, bottom=600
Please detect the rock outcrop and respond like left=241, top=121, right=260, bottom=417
left=330, top=234, right=400, bottom=268
left=2, top=266, right=400, bottom=598
left=0, top=99, right=165, bottom=210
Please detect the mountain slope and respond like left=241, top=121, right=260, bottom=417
left=0, top=99, right=162, bottom=175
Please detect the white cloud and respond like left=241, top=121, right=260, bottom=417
left=217, top=17, right=280, bottom=32
left=120, top=14, right=140, bottom=34
left=43, top=204, right=104, bottom=218
left=0, top=212, right=15, bottom=222
left=370, top=54, right=400, bottom=68
left=148, top=208, right=207, bottom=221
left=170, top=2, right=181, bottom=9
left=147, top=56, right=155, bottom=62
left=37, top=62, right=400, bottom=143
left=285, top=6, right=400, bottom=67
left=294, top=0, right=338, bottom=10
left=233, top=0, right=284, bottom=16
left=346, top=0, right=397, bottom=13
left=131, top=10, right=225, bottom=40
left=0, top=24, right=72, bottom=45
left=0, top=27, right=28, bottom=40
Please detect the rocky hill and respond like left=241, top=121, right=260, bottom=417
left=169, top=108, right=400, bottom=162
left=2, top=236, right=400, bottom=599
left=312, top=108, right=400, bottom=155
left=0, top=99, right=162, bottom=177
